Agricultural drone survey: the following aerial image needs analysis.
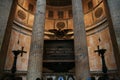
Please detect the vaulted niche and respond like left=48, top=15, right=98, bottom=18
left=82, top=0, right=118, bottom=76
left=43, top=0, right=75, bottom=75
left=4, top=0, right=36, bottom=72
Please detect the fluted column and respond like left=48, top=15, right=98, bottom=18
left=27, top=0, right=46, bottom=80
left=72, top=0, right=90, bottom=80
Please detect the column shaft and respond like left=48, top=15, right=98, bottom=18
left=27, top=0, right=46, bottom=80
left=72, top=0, right=90, bottom=80
left=0, top=0, right=16, bottom=79
left=104, top=0, right=120, bottom=75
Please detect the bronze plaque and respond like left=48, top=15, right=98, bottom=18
left=43, top=40, right=74, bottom=60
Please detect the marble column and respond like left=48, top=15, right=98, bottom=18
left=104, top=0, right=120, bottom=75
left=0, top=0, right=15, bottom=79
left=0, top=0, right=13, bottom=50
left=105, top=0, right=120, bottom=51
left=72, top=0, right=90, bottom=80
left=27, top=0, right=46, bottom=80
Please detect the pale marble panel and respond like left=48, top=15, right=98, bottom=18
left=87, top=27, right=117, bottom=72
left=4, top=29, right=31, bottom=71
left=45, top=19, right=55, bottom=30
left=22, top=0, right=29, bottom=10
left=68, top=19, right=74, bottom=29
left=84, top=12, right=93, bottom=27
left=28, top=13, right=34, bottom=27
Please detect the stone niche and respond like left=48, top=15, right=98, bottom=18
left=4, top=24, right=31, bottom=72
left=83, top=0, right=118, bottom=74
left=87, top=27, right=117, bottom=72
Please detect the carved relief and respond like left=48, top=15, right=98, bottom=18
left=95, top=7, right=103, bottom=18
left=17, top=10, right=26, bottom=20
left=56, top=22, right=65, bottom=29
left=93, top=2, right=106, bottom=23
left=55, top=20, right=67, bottom=29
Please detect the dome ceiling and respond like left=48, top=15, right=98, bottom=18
left=46, top=0, right=72, bottom=6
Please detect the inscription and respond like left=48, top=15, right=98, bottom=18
left=45, top=48, right=73, bottom=54
left=43, top=40, right=74, bottom=60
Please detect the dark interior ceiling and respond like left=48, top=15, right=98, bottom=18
left=47, top=0, right=72, bottom=6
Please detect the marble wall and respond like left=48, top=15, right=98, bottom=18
left=14, top=4, right=35, bottom=27
left=4, top=25, right=31, bottom=71
left=87, top=27, right=117, bottom=72
left=2, top=0, right=119, bottom=76
left=83, top=0, right=118, bottom=73
left=84, top=1, right=106, bottom=28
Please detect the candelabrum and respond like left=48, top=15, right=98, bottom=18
left=11, top=46, right=27, bottom=80
left=94, top=45, right=109, bottom=80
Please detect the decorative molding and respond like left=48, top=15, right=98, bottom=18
left=13, top=21, right=32, bottom=36
left=13, top=20, right=32, bottom=31
left=86, top=18, right=108, bottom=36
left=86, top=18, right=107, bottom=31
